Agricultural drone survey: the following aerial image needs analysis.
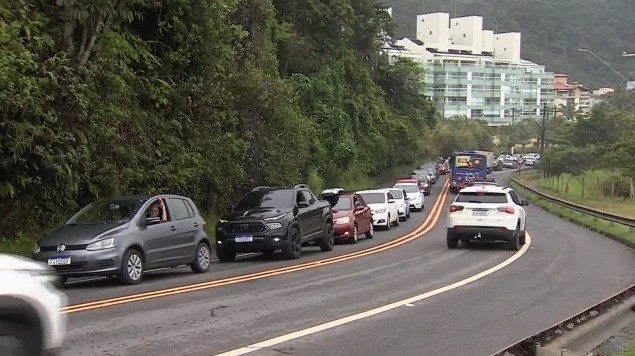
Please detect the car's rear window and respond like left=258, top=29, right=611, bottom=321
left=455, top=192, right=508, bottom=204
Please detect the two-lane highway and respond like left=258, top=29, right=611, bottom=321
left=59, top=171, right=635, bottom=356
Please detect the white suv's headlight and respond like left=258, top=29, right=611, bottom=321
left=374, top=208, right=386, bottom=214
left=334, top=217, right=350, bottom=225
left=86, top=237, right=117, bottom=251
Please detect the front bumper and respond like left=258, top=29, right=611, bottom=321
left=447, top=226, right=515, bottom=242
left=216, top=231, right=289, bottom=253
left=34, top=249, right=121, bottom=278
left=371, top=212, right=389, bottom=226
left=334, top=222, right=355, bottom=240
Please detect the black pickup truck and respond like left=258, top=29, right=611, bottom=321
left=215, top=184, right=334, bottom=261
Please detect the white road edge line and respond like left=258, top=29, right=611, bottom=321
left=216, top=233, right=532, bottom=356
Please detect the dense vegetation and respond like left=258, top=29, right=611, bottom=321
left=385, top=0, right=635, bottom=88
left=527, top=90, right=635, bottom=198
left=0, top=0, right=497, bottom=244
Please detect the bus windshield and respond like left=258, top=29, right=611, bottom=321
left=454, top=155, right=484, bottom=169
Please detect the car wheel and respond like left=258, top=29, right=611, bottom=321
left=392, top=214, right=399, bottom=226
left=385, top=215, right=391, bottom=230
left=365, top=223, right=374, bottom=239
left=406, top=209, right=410, bottom=219
left=215, top=245, right=237, bottom=262
left=447, top=233, right=459, bottom=249
left=0, top=320, right=39, bottom=356
left=282, top=227, right=302, bottom=259
left=508, top=225, right=521, bottom=251
left=319, top=221, right=335, bottom=252
left=119, top=249, right=144, bottom=285
left=520, top=220, right=527, bottom=245
left=349, top=225, right=358, bottom=244
left=190, top=242, right=211, bottom=273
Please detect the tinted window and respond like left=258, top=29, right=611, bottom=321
left=170, top=199, right=192, bottom=220
left=394, top=184, right=419, bottom=193
left=301, top=190, right=315, bottom=204
left=508, top=191, right=522, bottom=205
left=235, top=190, right=294, bottom=210
left=389, top=189, right=403, bottom=199
left=359, top=192, right=386, bottom=204
left=455, top=192, right=509, bottom=204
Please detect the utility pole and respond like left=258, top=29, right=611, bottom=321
left=539, top=103, right=547, bottom=155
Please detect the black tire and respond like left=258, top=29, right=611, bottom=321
left=190, top=242, right=211, bottom=273
left=281, top=227, right=302, bottom=259
left=385, top=215, right=391, bottom=230
left=349, top=225, right=358, bottom=244
left=365, top=223, right=374, bottom=239
left=508, top=226, right=521, bottom=251
left=392, top=215, right=400, bottom=226
left=215, top=245, right=237, bottom=262
left=447, top=233, right=459, bottom=249
left=406, top=210, right=410, bottom=219
left=520, top=221, right=527, bottom=245
left=0, top=320, right=40, bottom=356
left=319, top=221, right=335, bottom=252
left=119, top=249, right=144, bottom=285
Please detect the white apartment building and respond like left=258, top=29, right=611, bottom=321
left=385, top=11, right=555, bottom=126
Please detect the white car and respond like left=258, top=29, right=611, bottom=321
left=356, top=189, right=399, bottom=230
left=0, top=254, right=67, bottom=355
left=388, top=188, right=410, bottom=221
left=393, top=183, right=425, bottom=211
left=446, top=185, right=529, bottom=250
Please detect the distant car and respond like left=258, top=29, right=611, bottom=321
left=446, top=185, right=529, bottom=250
left=216, top=184, right=334, bottom=260
left=439, top=163, right=448, bottom=175
left=1, top=253, right=67, bottom=355
left=388, top=188, right=411, bottom=221
left=405, top=175, right=431, bottom=195
left=320, top=189, right=374, bottom=244
left=34, top=194, right=212, bottom=285
left=393, top=180, right=425, bottom=211
left=357, top=189, right=399, bottom=230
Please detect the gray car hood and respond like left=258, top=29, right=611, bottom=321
left=38, top=223, right=128, bottom=247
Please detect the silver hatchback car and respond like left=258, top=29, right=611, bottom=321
left=33, top=194, right=212, bottom=285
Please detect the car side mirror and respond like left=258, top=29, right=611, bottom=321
left=404, top=196, right=410, bottom=200
left=227, top=205, right=234, bottom=211
left=355, top=205, right=365, bottom=211
left=388, top=199, right=395, bottom=204
left=521, top=200, right=529, bottom=206
left=298, top=201, right=310, bottom=208
left=143, top=216, right=161, bottom=227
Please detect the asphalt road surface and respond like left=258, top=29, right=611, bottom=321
left=59, top=170, right=635, bottom=356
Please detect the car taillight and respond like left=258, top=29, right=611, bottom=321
left=497, top=206, right=515, bottom=214
left=449, top=205, right=464, bottom=213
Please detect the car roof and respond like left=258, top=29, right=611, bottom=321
left=459, top=185, right=510, bottom=194
left=104, top=194, right=188, bottom=201
left=357, top=189, right=387, bottom=194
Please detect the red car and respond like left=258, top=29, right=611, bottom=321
left=320, top=189, right=374, bottom=243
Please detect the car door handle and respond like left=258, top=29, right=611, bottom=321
left=170, top=226, right=176, bottom=231
left=194, top=223, right=199, bottom=228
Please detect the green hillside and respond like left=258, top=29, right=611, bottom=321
left=384, top=0, right=635, bottom=88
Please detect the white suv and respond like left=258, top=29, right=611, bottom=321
left=0, top=254, right=67, bottom=356
left=446, top=185, right=529, bottom=250
left=357, top=189, right=399, bottom=230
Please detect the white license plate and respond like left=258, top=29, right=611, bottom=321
left=472, top=210, right=489, bottom=216
left=235, top=235, right=253, bottom=242
left=48, top=256, right=71, bottom=266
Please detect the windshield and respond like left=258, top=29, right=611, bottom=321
left=455, top=192, right=509, bottom=204
left=67, top=199, right=142, bottom=225
left=359, top=192, right=386, bottom=204
left=234, top=190, right=294, bottom=210
left=454, top=155, right=484, bottom=169
left=394, top=184, right=419, bottom=193
left=324, top=195, right=352, bottom=211
left=389, top=189, right=403, bottom=199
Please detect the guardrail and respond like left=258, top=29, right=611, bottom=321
left=491, top=283, right=635, bottom=356
left=509, top=172, right=635, bottom=228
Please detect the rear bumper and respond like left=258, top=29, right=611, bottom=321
left=447, top=226, right=515, bottom=242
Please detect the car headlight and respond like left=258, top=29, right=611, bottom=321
left=334, top=217, right=350, bottom=225
left=374, top=208, right=386, bottom=214
left=266, top=222, right=283, bottom=230
left=86, top=237, right=117, bottom=251
left=33, top=243, right=40, bottom=254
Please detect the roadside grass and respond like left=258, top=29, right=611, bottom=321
left=520, top=170, right=635, bottom=219
left=1, top=162, right=419, bottom=257
left=509, top=179, right=635, bottom=249
left=620, top=340, right=635, bottom=356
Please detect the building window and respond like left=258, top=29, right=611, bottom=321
left=504, top=47, right=507, bottom=51
left=463, top=34, right=466, bottom=38
left=429, top=31, right=433, bottom=35
left=421, top=19, right=424, bottom=22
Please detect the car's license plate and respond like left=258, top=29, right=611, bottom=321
left=48, top=256, right=71, bottom=266
left=235, top=235, right=253, bottom=242
left=472, top=209, right=489, bottom=216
